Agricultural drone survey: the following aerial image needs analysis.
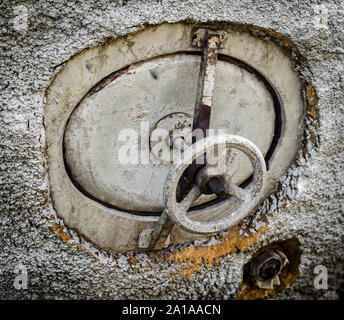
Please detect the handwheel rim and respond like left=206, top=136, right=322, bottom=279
left=164, top=134, right=266, bottom=234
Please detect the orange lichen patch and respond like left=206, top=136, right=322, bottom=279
left=56, top=228, right=73, bottom=242
left=50, top=223, right=73, bottom=242
left=41, top=195, right=48, bottom=206
left=166, top=224, right=269, bottom=279
left=236, top=237, right=302, bottom=300
left=40, top=190, right=49, bottom=206
left=300, top=83, right=319, bottom=156
left=48, top=216, right=99, bottom=261
left=128, top=256, right=139, bottom=265
left=305, top=84, right=319, bottom=118
left=50, top=223, right=60, bottom=231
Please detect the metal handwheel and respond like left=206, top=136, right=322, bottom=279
left=164, top=134, right=266, bottom=234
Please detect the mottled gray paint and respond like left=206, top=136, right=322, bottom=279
left=0, top=0, right=343, bottom=299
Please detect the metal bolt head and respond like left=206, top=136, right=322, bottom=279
left=195, top=165, right=226, bottom=196
left=191, top=28, right=227, bottom=48
left=250, top=250, right=288, bottom=282
left=207, top=177, right=226, bottom=198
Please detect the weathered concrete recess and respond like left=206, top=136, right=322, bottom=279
left=0, top=0, right=342, bottom=299
left=50, top=22, right=302, bottom=252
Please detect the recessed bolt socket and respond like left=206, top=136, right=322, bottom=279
left=249, top=249, right=289, bottom=289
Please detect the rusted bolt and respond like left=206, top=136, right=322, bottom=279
left=249, top=249, right=288, bottom=289
left=194, top=166, right=226, bottom=197
left=207, top=177, right=226, bottom=198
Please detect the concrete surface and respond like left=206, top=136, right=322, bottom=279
left=0, top=0, right=343, bottom=299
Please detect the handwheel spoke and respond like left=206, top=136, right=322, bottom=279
left=225, top=179, right=251, bottom=202
left=179, top=185, right=201, bottom=210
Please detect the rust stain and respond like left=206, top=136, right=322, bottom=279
left=166, top=223, right=269, bottom=279
left=85, top=65, right=130, bottom=98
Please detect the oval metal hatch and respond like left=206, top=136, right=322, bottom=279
left=45, top=22, right=303, bottom=252
left=64, top=53, right=276, bottom=214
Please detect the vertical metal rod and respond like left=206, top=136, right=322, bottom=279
left=148, top=209, right=173, bottom=250
left=186, top=31, right=220, bottom=181
left=147, top=31, right=221, bottom=250
left=192, top=31, right=220, bottom=134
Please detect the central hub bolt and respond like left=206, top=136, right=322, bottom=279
left=205, top=177, right=226, bottom=198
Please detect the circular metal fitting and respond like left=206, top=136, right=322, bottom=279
left=149, top=112, right=192, bottom=164
left=164, top=134, right=266, bottom=234
left=249, top=249, right=289, bottom=289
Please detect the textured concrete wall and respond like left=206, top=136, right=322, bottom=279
left=0, top=0, right=343, bottom=299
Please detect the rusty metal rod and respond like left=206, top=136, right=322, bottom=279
left=186, top=31, right=220, bottom=182
left=148, top=31, right=222, bottom=250
left=148, top=209, right=174, bottom=250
